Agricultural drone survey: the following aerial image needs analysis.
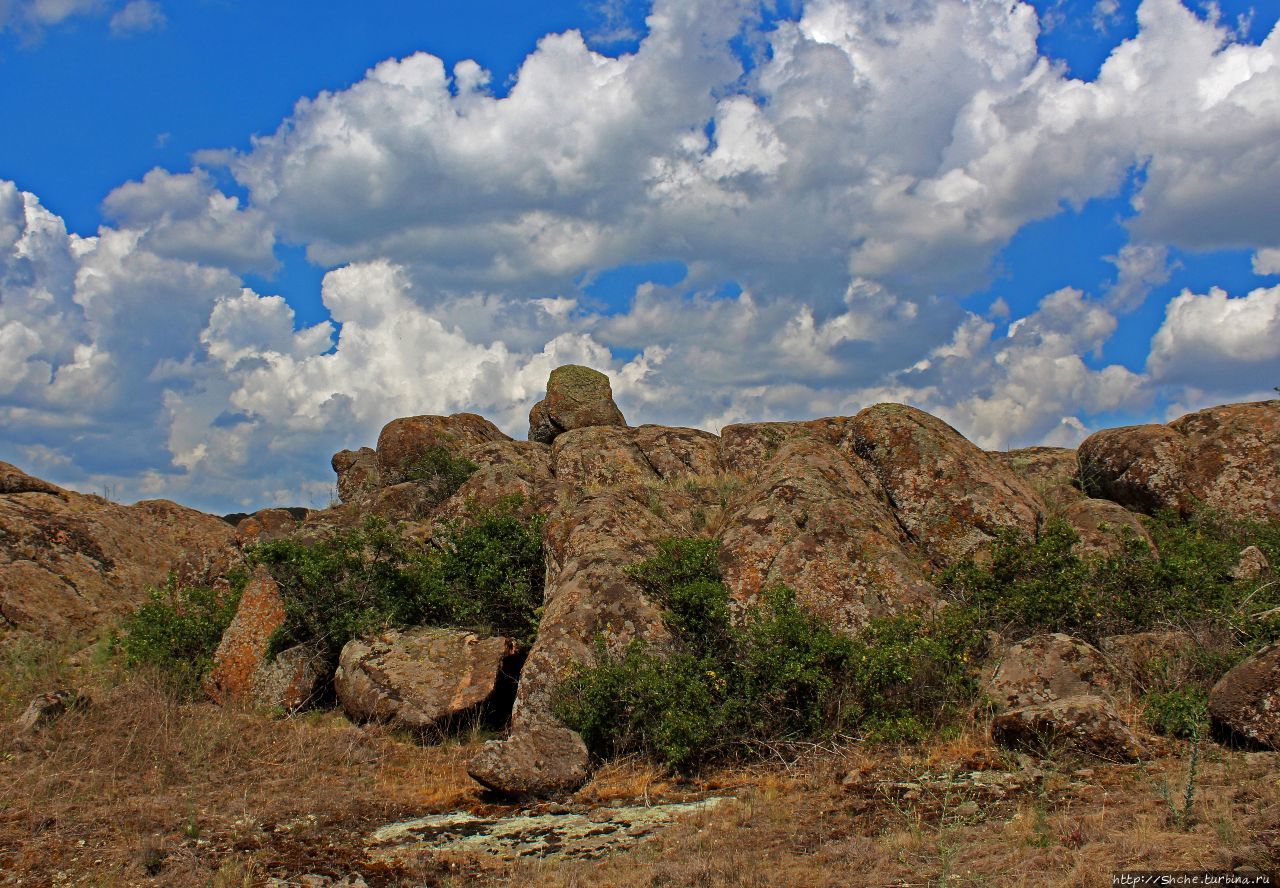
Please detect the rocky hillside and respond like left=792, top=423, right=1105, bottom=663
left=5, top=365, right=1279, bottom=800
left=0, top=463, right=236, bottom=639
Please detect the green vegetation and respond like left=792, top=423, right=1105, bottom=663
left=401, top=444, right=479, bottom=503
left=940, top=511, right=1280, bottom=649
left=120, top=498, right=544, bottom=694
left=253, top=501, right=544, bottom=662
left=553, top=539, right=984, bottom=772
left=119, top=570, right=248, bottom=695
left=1143, top=687, right=1210, bottom=740
left=561, top=506, right=1280, bottom=769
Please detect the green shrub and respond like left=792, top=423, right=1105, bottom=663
left=251, top=499, right=544, bottom=663
left=401, top=445, right=478, bottom=503
left=940, top=512, right=1280, bottom=647
left=1143, top=687, right=1210, bottom=740
left=119, top=570, right=248, bottom=696
left=554, top=539, right=985, bottom=772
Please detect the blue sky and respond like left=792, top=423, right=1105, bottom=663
left=1, top=0, right=1278, bottom=512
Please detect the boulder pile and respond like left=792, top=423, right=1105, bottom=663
left=5, top=367, right=1278, bottom=796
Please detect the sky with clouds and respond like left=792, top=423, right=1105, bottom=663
left=1, top=0, right=1278, bottom=513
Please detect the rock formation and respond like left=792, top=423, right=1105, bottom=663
left=0, top=462, right=236, bottom=639
left=527, top=365, right=627, bottom=444
left=1078, top=400, right=1280, bottom=520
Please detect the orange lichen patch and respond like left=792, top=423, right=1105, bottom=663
left=204, top=566, right=286, bottom=706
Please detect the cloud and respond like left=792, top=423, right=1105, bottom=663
left=1104, top=243, right=1174, bottom=312
left=4, top=0, right=1280, bottom=510
left=1253, top=247, right=1280, bottom=275
left=1147, top=283, right=1280, bottom=389
left=108, top=0, right=162, bottom=35
left=102, top=168, right=276, bottom=274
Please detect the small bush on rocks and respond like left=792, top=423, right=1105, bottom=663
left=940, top=511, right=1280, bottom=650
left=1143, top=687, right=1210, bottom=740
left=401, top=445, right=479, bottom=504
left=251, top=499, right=544, bottom=664
left=119, top=570, right=248, bottom=696
left=554, top=539, right=984, bottom=772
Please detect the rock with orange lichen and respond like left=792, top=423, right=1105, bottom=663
left=0, top=462, right=237, bottom=639
left=205, top=566, right=287, bottom=706
left=1078, top=400, right=1280, bottom=520
left=841, top=404, right=1045, bottom=566
left=335, top=628, right=522, bottom=731
left=375, top=413, right=508, bottom=485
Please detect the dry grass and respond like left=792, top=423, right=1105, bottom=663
left=3, top=641, right=1278, bottom=887
left=0, top=643, right=482, bottom=886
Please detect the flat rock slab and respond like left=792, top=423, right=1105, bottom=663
left=366, top=797, right=730, bottom=863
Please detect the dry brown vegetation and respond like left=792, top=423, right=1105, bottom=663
left=2, top=639, right=1278, bottom=887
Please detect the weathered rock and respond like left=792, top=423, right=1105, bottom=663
left=988, top=633, right=1118, bottom=712
left=1208, top=642, right=1280, bottom=749
left=1100, top=630, right=1197, bottom=685
left=992, top=695, right=1146, bottom=761
left=842, top=404, right=1044, bottom=565
left=468, top=723, right=591, bottom=796
left=331, top=447, right=381, bottom=503
left=0, top=468, right=237, bottom=639
left=250, top=642, right=327, bottom=713
left=435, top=440, right=555, bottom=521
left=1077, top=424, right=1193, bottom=515
left=468, top=484, right=701, bottom=795
left=995, top=447, right=1084, bottom=506
left=15, top=689, right=82, bottom=733
left=367, top=797, right=730, bottom=863
left=1062, top=498, right=1154, bottom=558
left=1231, top=546, right=1273, bottom=583
left=0, top=462, right=65, bottom=498
left=552, top=426, right=659, bottom=490
left=718, top=422, right=804, bottom=476
left=718, top=437, right=935, bottom=633
left=235, top=508, right=300, bottom=546
left=375, top=413, right=508, bottom=485
left=527, top=365, right=627, bottom=444
left=335, top=628, right=520, bottom=731
left=206, top=567, right=287, bottom=706
left=1078, top=400, right=1280, bottom=520
left=632, top=425, right=722, bottom=480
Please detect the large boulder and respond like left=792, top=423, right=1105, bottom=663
left=1208, top=642, right=1280, bottom=749
left=468, top=723, right=591, bottom=795
left=435, top=440, right=555, bottom=521
left=841, top=405, right=1044, bottom=565
left=250, top=642, right=327, bottom=713
left=988, top=633, right=1118, bottom=712
left=205, top=567, right=287, bottom=706
left=1078, top=400, right=1280, bottom=520
left=527, top=365, right=627, bottom=444
left=335, top=628, right=521, bottom=731
left=717, top=436, right=935, bottom=633
left=551, top=426, right=660, bottom=491
left=991, top=695, right=1146, bottom=762
left=1061, top=498, right=1154, bottom=558
left=0, top=463, right=237, bottom=639
left=235, top=508, right=301, bottom=546
left=331, top=447, right=381, bottom=503
left=987, top=634, right=1141, bottom=759
left=375, top=413, right=508, bottom=485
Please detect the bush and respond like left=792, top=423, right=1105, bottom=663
left=554, top=539, right=984, bottom=772
left=251, top=499, right=544, bottom=664
left=401, top=445, right=478, bottom=503
left=119, top=570, right=248, bottom=696
left=940, top=512, right=1280, bottom=648
left=1143, top=687, right=1210, bottom=740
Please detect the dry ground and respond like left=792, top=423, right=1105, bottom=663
left=2, top=638, right=1278, bottom=887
